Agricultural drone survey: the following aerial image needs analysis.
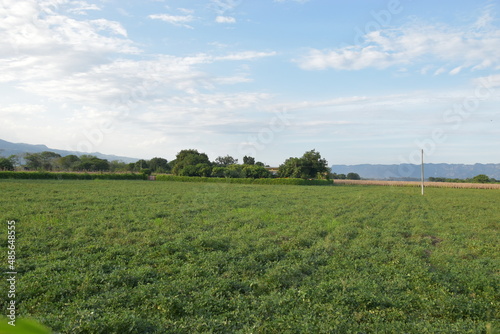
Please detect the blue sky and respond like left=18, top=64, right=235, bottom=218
left=1, top=0, right=499, bottom=165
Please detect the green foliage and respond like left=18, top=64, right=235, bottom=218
left=278, top=157, right=303, bottom=178
left=243, top=155, right=255, bottom=165
left=279, top=149, right=329, bottom=179
left=149, top=157, right=170, bottom=173
left=472, top=174, right=491, bottom=183
left=24, top=152, right=62, bottom=171
left=0, top=157, right=14, bottom=171
left=347, top=172, right=361, bottom=180
left=214, top=155, right=238, bottom=166
left=76, top=155, right=110, bottom=172
left=156, top=174, right=333, bottom=185
left=134, top=159, right=149, bottom=170
left=429, top=175, right=498, bottom=184
left=0, top=181, right=498, bottom=333
left=331, top=173, right=347, bottom=179
left=57, top=154, right=80, bottom=170
left=0, top=172, right=146, bottom=180
left=172, top=149, right=211, bottom=176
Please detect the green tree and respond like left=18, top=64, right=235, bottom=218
left=347, top=172, right=361, bottom=180
left=40, top=151, right=62, bottom=170
left=24, top=151, right=61, bottom=171
left=278, top=157, right=303, bottom=178
left=300, top=149, right=329, bottom=179
left=472, top=174, right=490, bottom=183
left=135, top=159, right=149, bottom=170
left=58, top=155, right=80, bottom=171
left=243, top=156, right=255, bottom=165
left=214, top=155, right=238, bottom=167
left=24, top=153, right=42, bottom=170
left=242, top=165, right=271, bottom=178
left=109, top=160, right=128, bottom=172
left=0, top=157, right=14, bottom=171
left=76, top=155, right=110, bottom=171
left=278, top=150, right=329, bottom=179
left=149, top=157, right=170, bottom=173
left=172, top=149, right=211, bottom=176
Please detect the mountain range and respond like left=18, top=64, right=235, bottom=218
left=331, top=164, right=500, bottom=180
left=0, top=139, right=138, bottom=163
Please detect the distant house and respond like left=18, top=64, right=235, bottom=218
left=265, top=167, right=279, bottom=175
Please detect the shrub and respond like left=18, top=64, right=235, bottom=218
left=0, top=172, right=147, bottom=180
left=155, top=175, right=333, bottom=186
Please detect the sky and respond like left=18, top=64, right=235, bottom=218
left=1, top=0, right=499, bottom=166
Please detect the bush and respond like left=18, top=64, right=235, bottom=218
left=0, top=172, right=147, bottom=180
left=155, top=175, right=334, bottom=186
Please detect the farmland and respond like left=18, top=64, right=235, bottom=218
left=0, top=180, right=499, bottom=333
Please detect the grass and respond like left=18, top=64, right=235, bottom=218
left=0, top=180, right=498, bottom=333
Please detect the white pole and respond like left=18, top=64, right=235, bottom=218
left=421, top=149, right=424, bottom=196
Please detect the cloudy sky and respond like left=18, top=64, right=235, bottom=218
left=1, top=0, right=499, bottom=165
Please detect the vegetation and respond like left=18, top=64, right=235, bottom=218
left=347, top=172, right=361, bottom=180
left=0, top=156, right=15, bottom=171
left=429, top=174, right=499, bottom=184
left=0, top=172, right=146, bottom=180
left=156, top=175, right=333, bottom=186
left=278, top=149, right=329, bottom=179
left=0, top=180, right=498, bottom=333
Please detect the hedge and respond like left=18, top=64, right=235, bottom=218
left=0, top=172, right=147, bottom=180
left=155, top=175, right=334, bottom=186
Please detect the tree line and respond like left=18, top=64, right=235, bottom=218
left=428, top=175, right=498, bottom=184
left=0, top=149, right=332, bottom=180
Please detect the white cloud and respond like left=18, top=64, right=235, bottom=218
left=215, top=16, right=236, bottom=24
left=473, top=73, right=500, bottom=89
left=0, top=104, right=47, bottom=116
left=210, top=0, right=241, bottom=15
left=178, top=8, right=194, bottom=15
left=67, top=1, right=101, bottom=15
left=297, top=11, right=500, bottom=73
left=149, top=14, right=195, bottom=28
left=449, top=66, right=462, bottom=75
left=217, top=51, right=277, bottom=61
left=3, top=48, right=275, bottom=107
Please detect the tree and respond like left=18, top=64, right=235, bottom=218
left=24, top=151, right=61, bottom=171
left=58, top=155, right=80, bottom=171
left=347, top=172, right=361, bottom=180
left=278, top=157, right=303, bottom=178
left=242, top=165, right=271, bottom=179
left=172, top=149, right=211, bottom=176
left=472, top=174, right=490, bottom=183
left=109, top=160, right=128, bottom=172
left=135, top=159, right=149, bottom=170
left=24, top=153, right=42, bottom=170
left=214, top=155, right=238, bottom=167
left=0, top=157, right=14, bottom=171
left=76, top=155, right=110, bottom=171
left=243, top=156, right=255, bottom=165
left=39, top=152, right=62, bottom=170
left=278, top=150, right=329, bottom=179
left=149, top=157, right=170, bottom=173
left=300, top=149, right=329, bottom=179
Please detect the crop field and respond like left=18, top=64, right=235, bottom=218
left=334, top=179, right=500, bottom=189
left=0, top=180, right=499, bottom=333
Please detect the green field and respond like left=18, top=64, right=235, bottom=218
left=1, top=180, right=498, bottom=333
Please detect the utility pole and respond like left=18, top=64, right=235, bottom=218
left=421, top=149, right=425, bottom=196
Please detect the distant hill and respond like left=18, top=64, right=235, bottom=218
left=331, top=163, right=500, bottom=180
left=0, top=139, right=138, bottom=163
